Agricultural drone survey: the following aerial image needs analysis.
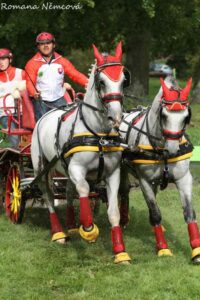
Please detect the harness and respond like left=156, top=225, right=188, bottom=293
left=54, top=100, right=124, bottom=183
left=121, top=105, right=193, bottom=190
left=124, top=140, right=193, bottom=164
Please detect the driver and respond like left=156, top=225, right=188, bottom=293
left=0, top=48, right=26, bottom=148
left=25, top=32, right=88, bottom=121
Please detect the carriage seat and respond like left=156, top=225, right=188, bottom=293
left=63, top=86, right=76, bottom=104
left=21, top=90, right=36, bottom=130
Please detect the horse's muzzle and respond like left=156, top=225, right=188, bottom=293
left=108, top=116, right=121, bottom=129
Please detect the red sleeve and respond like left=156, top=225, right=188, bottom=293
left=25, top=59, right=38, bottom=97
left=21, top=70, right=26, bottom=80
left=60, top=57, right=88, bottom=87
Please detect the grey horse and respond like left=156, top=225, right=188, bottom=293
left=31, top=42, right=131, bottom=263
left=119, top=76, right=200, bottom=264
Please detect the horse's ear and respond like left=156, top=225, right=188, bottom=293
left=92, top=44, right=104, bottom=65
left=160, top=77, right=169, bottom=96
left=115, top=41, right=122, bottom=61
left=181, top=77, right=192, bottom=101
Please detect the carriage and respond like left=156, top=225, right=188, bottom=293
left=0, top=89, right=73, bottom=223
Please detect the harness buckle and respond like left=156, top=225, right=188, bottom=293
left=99, top=137, right=109, bottom=146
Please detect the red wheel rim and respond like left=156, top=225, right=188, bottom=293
left=5, top=166, right=21, bottom=223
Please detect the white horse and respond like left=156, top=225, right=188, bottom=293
left=119, top=76, right=200, bottom=264
left=31, top=42, right=131, bottom=263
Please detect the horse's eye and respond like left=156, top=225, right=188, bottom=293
left=162, top=114, right=167, bottom=121
left=99, top=80, right=105, bottom=86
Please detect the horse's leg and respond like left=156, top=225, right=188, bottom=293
left=106, top=167, right=131, bottom=263
left=68, top=164, right=99, bottom=242
left=66, top=179, right=78, bottom=233
left=139, top=177, right=173, bottom=256
left=39, top=172, right=67, bottom=244
left=175, top=170, right=200, bottom=264
left=119, top=163, right=131, bottom=227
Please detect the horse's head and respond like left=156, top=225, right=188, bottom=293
left=160, top=77, right=192, bottom=155
left=92, top=42, right=130, bottom=128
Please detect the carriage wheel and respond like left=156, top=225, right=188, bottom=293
left=5, top=165, right=26, bottom=224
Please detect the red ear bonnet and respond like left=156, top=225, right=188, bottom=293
left=180, top=77, right=192, bottom=101
left=92, top=44, right=104, bottom=65
left=160, top=77, right=179, bottom=101
left=160, top=77, right=192, bottom=110
left=115, top=41, right=122, bottom=61
left=93, top=41, right=124, bottom=81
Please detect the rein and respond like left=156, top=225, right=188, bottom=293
left=120, top=107, right=162, bottom=148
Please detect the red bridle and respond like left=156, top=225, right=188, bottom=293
left=160, top=77, right=192, bottom=140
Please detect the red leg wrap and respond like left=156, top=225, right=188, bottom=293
left=111, top=226, right=125, bottom=254
left=66, top=205, right=76, bottom=229
left=154, top=225, right=168, bottom=250
left=120, top=202, right=129, bottom=226
left=79, top=197, right=93, bottom=228
left=188, top=222, right=200, bottom=249
left=50, top=212, right=64, bottom=234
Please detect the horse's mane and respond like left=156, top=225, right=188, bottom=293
left=83, top=62, right=96, bottom=102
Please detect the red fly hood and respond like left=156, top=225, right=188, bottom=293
left=160, top=77, right=192, bottom=110
left=92, top=42, right=123, bottom=81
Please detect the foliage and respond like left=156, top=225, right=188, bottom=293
left=1, top=1, right=200, bottom=97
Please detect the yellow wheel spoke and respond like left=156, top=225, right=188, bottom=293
left=10, top=171, right=21, bottom=215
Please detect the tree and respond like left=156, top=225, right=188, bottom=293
left=1, top=0, right=200, bottom=98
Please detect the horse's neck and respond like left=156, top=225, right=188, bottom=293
left=80, top=64, right=111, bottom=134
left=82, top=92, right=110, bottom=133
left=143, top=87, right=164, bottom=146
left=128, top=88, right=164, bottom=147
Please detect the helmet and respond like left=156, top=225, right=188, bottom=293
left=36, top=32, right=55, bottom=44
left=0, top=48, right=13, bottom=59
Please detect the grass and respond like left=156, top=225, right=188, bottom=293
left=1, top=185, right=200, bottom=299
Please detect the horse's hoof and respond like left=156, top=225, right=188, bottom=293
left=192, top=247, right=200, bottom=264
left=192, top=255, right=200, bottom=264
left=157, top=249, right=173, bottom=257
left=79, top=224, right=99, bottom=242
left=114, top=252, right=131, bottom=264
left=56, top=238, right=67, bottom=244
left=51, top=231, right=68, bottom=243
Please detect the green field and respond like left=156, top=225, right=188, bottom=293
left=1, top=185, right=200, bottom=300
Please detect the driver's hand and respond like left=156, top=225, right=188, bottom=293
left=64, top=82, right=72, bottom=90
left=34, top=92, right=41, bottom=100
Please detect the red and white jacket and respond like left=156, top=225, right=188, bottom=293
left=25, top=52, right=88, bottom=102
left=0, top=66, right=26, bottom=115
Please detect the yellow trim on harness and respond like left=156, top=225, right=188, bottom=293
left=137, top=139, right=188, bottom=151
left=131, top=152, right=192, bottom=164
left=73, top=132, right=119, bottom=137
left=64, top=145, right=124, bottom=158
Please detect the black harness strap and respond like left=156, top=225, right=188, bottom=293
left=121, top=111, right=161, bottom=144
left=160, top=150, right=169, bottom=190
left=26, top=155, right=59, bottom=191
